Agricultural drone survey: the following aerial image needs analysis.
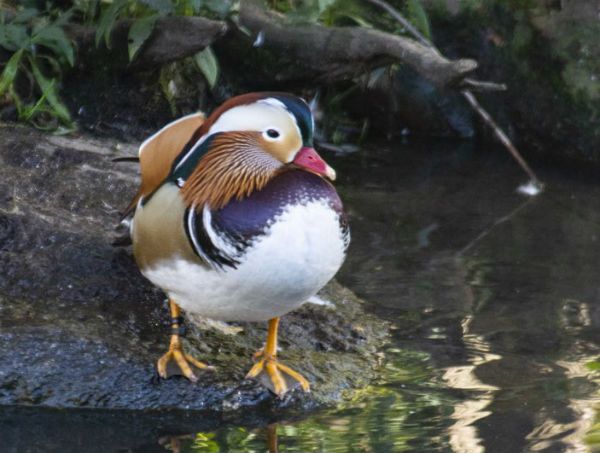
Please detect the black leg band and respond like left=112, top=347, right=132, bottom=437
left=171, top=316, right=184, bottom=326
left=170, top=316, right=186, bottom=336
left=171, top=325, right=187, bottom=336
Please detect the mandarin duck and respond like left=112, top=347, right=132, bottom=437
left=124, top=92, right=349, bottom=396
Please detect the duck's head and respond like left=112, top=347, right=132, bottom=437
left=176, top=92, right=336, bottom=209
left=197, top=93, right=334, bottom=179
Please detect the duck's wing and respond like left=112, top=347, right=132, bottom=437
left=123, top=112, right=205, bottom=218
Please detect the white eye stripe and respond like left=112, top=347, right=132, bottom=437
left=174, top=101, right=300, bottom=171
left=259, top=98, right=286, bottom=109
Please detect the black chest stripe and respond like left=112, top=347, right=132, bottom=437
left=183, top=206, right=239, bottom=270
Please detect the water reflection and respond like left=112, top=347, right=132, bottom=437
left=335, top=141, right=600, bottom=453
left=444, top=315, right=500, bottom=453
left=161, top=424, right=278, bottom=452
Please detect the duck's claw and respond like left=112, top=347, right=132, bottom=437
left=157, top=341, right=214, bottom=382
left=157, top=299, right=215, bottom=382
left=246, top=355, right=310, bottom=396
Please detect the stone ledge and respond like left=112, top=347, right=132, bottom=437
left=0, top=124, right=389, bottom=413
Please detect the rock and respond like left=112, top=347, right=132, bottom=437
left=0, top=123, right=389, bottom=414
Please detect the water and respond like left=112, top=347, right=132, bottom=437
left=6, top=140, right=600, bottom=452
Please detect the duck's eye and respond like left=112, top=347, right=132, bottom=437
left=266, top=129, right=280, bottom=139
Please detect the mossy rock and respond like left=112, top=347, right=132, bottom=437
left=0, top=123, right=389, bottom=415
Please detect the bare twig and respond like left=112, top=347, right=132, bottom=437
left=366, top=0, right=435, bottom=51
left=460, top=79, right=507, bottom=92
left=462, top=91, right=542, bottom=186
left=365, top=0, right=543, bottom=189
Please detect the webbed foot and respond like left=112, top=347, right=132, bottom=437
left=246, top=353, right=310, bottom=395
left=156, top=299, right=214, bottom=381
left=246, top=317, right=310, bottom=396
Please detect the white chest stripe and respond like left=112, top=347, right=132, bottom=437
left=202, top=205, right=238, bottom=257
left=186, top=205, right=212, bottom=266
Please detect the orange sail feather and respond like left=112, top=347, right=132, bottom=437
left=123, top=112, right=205, bottom=217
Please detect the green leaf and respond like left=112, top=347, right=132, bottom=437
left=204, top=0, right=233, bottom=17
left=21, top=89, right=49, bottom=121
left=236, top=24, right=252, bottom=37
left=286, top=2, right=321, bottom=24
left=53, top=8, right=75, bottom=28
left=33, top=25, right=75, bottom=66
left=12, top=8, right=38, bottom=24
left=406, top=0, right=431, bottom=40
left=95, top=0, right=128, bottom=49
left=128, top=15, right=157, bottom=61
left=8, top=85, right=24, bottom=116
left=0, top=23, right=30, bottom=51
left=138, top=0, right=174, bottom=14
left=188, top=0, right=203, bottom=14
left=176, top=0, right=202, bottom=15
left=79, top=0, right=100, bottom=23
left=194, top=46, right=219, bottom=89
left=37, top=54, right=63, bottom=75
left=29, top=57, right=73, bottom=126
left=318, top=0, right=336, bottom=14
left=0, top=49, right=23, bottom=96
left=338, top=13, right=373, bottom=28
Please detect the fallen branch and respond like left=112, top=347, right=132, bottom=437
left=238, top=0, right=477, bottom=87
left=366, top=0, right=543, bottom=189
left=67, top=16, right=227, bottom=69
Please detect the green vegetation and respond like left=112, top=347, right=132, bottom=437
left=0, top=6, right=75, bottom=130
left=0, top=0, right=431, bottom=131
left=0, top=0, right=235, bottom=129
left=272, top=0, right=430, bottom=37
left=92, top=0, right=232, bottom=56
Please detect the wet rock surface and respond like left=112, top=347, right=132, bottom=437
left=0, top=123, right=389, bottom=414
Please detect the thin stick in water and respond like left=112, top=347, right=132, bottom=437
left=365, top=0, right=543, bottom=190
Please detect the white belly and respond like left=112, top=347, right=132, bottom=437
left=142, top=200, right=347, bottom=321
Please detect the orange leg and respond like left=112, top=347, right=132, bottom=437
left=246, top=317, right=310, bottom=396
left=156, top=299, right=213, bottom=382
